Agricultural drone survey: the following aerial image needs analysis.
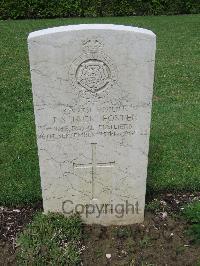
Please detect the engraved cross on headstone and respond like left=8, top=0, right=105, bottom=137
left=73, top=143, right=115, bottom=199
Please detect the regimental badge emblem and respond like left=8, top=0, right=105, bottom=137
left=69, top=38, right=117, bottom=93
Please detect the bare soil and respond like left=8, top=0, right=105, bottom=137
left=0, top=193, right=200, bottom=266
left=0, top=202, right=42, bottom=266
left=82, top=213, right=200, bottom=266
left=82, top=192, right=200, bottom=266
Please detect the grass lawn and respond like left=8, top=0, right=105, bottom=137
left=0, top=15, right=200, bottom=205
left=17, top=213, right=82, bottom=265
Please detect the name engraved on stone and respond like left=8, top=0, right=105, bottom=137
left=28, top=24, right=156, bottom=225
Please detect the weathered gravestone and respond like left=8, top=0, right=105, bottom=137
left=28, top=24, right=156, bottom=225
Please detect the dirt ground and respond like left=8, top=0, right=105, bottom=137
left=82, top=193, right=200, bottom=266
left=0, top=202, right=42, bottom=266
left=0, top=193, right=200, bottom=266
left=82, top=213, right=200, bottom=266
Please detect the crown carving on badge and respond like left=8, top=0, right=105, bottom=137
left=82, top=38, right=103, bottom=54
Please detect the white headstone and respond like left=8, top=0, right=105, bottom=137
left=28, top=24, right=156, bottom=225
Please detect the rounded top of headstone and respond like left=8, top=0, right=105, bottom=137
left=28, top=24, right=156, bottom=40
